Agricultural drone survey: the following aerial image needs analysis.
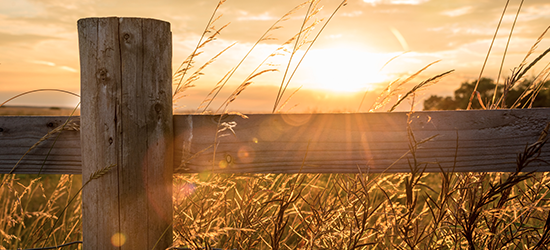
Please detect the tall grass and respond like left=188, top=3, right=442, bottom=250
left=0, top=174, right=82, bottom=249
left=168, top=1, right=550, bottom=249
left=171, top=124, right=550, bottom=249
left=2, top=0, right=550, bottom=250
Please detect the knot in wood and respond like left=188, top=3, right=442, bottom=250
left=225, top=154, right=233, bottom=164
left=154, top=103, right=162, bottom=113
left=97, top=68, right=109, bottom=83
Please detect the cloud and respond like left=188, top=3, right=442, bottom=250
left=504, top=4, right=550, bottom=22
left=59, top=66, right=78, bottom=72
left=341, top=10, right=363, bottom=17
left=29, top=60, right=55, bottom=66
left=441, top=6, right=472, bottom=17
left=237, top=11, right=278, bottom=21
left=363, top=0, right=430, bottom=6
left=0, top=32, right=57, bottom=46
left=0, top=0, right=42, bottom=18
left=28, top=60, right=78, bottom=72
left=390, top=0, right=429, bottom=4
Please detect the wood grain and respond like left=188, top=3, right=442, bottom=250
left=78, top=17, right=172, bottom=250
left=0, top=116, right=81, bottom=174
left=78, top=17, right=120, bottom=250
left=174, top=108, right=550, bottom=173
left=1, top=109, right=549, bottom=175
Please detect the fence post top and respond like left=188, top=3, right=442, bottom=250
left=77, top=16, right=170, bottom=25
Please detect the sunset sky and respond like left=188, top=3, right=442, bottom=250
left=1, top=0, right=549, bottom=112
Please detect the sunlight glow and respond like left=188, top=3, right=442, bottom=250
left=363, top=0, right=429, bottom=5
left=304, top=48, right=393, bottom=93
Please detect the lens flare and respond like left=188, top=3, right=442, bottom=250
left=111, top=233, right=126, bottom=247
left=259, top=117, right=285, bottom=141
left=281, top=113, right=312, bottom=127
left=238, top=146, right=255, bottom=164
left=175, top=183, right=196, bottom=200
left=219, top=160, right=228, bottom=169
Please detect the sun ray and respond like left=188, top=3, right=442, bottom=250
left=302, top=47, right=394, bottom=93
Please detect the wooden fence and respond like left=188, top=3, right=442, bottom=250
left=1, top=17, right=549, bottom=249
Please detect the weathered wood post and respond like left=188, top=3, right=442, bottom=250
left=78, top=17, right=173, bottom=249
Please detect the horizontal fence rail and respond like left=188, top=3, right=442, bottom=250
left=1, top=108, right=549, bottom=174
left=0, top=116, right=81, bottom=174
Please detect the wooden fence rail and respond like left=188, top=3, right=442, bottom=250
left=2, top=109, right=550, bottom=175
left=1, top=16, right=549, bottom=250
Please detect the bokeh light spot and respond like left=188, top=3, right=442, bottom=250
left=238, top=148, right=249, bottom=158
left=259, top=118, right=284, bottom=141
left=198, top=171, right=211, bottom=181
left=175, top=183, right=196, bottom=201
left=219, top=160, right=228, bottom=169
left=238, top=146, right=255, bottom=164
left=111, top=233, right=126, bottom=247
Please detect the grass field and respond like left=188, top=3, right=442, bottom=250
left=2, top=0, right=550, bottom=249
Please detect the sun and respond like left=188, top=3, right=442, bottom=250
left=302, top=48, right=392, bottom=93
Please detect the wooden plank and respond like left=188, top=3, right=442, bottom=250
left=1, top=109, right=549, bottom=174
left=0, top=116, right=81, bottom=174
left=78, top=17, right=172, bottom=250
left=174, top=108, right=550, bottom=173
left=78, top=17, right=120, bottom=250
left=118, top=17, right=173, bottom=250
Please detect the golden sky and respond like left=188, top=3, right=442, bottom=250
left=1, top=0, right=549, bottom=112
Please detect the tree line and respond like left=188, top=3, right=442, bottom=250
left=423, top=77, right=550, bottom=110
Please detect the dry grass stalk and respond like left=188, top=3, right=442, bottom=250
left=389, top=69, right=454, bottom=112
left=358, top=52, right=408, bottom=112
left=198, top=1, right=310, bottom=113
left=212, top=20, right=319, bottom=113
left=39, top=164, right=115, bottom=247
left=273, top=0, right=348, bottom=113
left=0, top=89, right=80, bottom=108
left=196, top=69, right=234, bottom=113
left=491, top=0, right=525, bottom=107
left=5, top=103, right=80, bottom=177
left=173, top=0, right=227, bottom=99
left=526, top=65, right=550, bottom=108
left=216, top=69, right=279, bottom=113
left=519, top=26, right=550, bottom=70
left=174, top=39, right=236, bottom=105
left=170, top=118, right=550, bottom=249
left=275, top=86, right=302, bottom=113
left=496, top=45, right=550, bottom=108
left=369, top=60, right=445, bottom=112
left=492, top=26, right=550, bottom=109
left=0, top=174, right=82, bottom=249
left=467, top=0, right=511, bottom=110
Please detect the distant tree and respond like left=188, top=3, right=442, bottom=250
left=423, top=77, right=550, bottom=110
left=423, top=96, right=457, bottom=111
left=508, top=79, right=550, bottom=108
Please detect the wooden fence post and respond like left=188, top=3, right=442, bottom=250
left=78, top=17, right=173, bottom=249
